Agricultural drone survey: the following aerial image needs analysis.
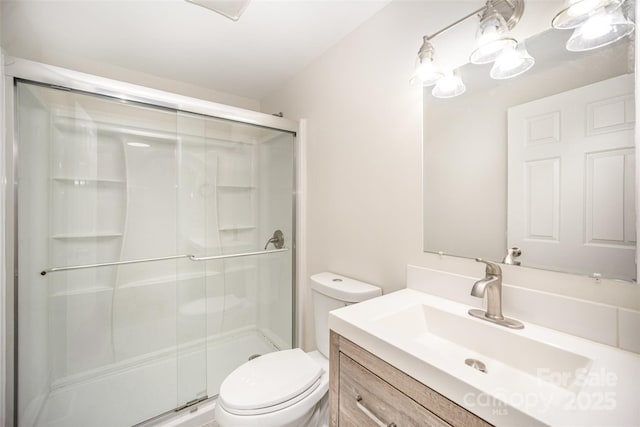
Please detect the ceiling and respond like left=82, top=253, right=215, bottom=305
left=1, top=0, right=391, bottom=101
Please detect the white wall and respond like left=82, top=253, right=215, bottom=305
left=261, top=0, right=640, bottom=350
left=261, top=0, right=466, bottom=350
left=5, top=51, right=261, bottom=111
left=43, top=53, right=262, bottom=111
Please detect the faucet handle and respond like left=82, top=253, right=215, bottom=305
left=475, top=258, right=502, bottom=276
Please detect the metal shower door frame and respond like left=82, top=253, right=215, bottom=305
left=1, top=56, right=300, bottom=427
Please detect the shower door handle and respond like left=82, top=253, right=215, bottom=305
left=41, top=248, right=289, bottom=275
left=40, top=254, right=191, bottom=275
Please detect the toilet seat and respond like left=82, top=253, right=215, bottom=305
left=218, top=348, right=324, bottom=416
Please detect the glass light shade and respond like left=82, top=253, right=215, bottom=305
left=432, top=71, right=466, bottom=98
left=552, top=0, right=623, bottom=29
left=470, top=10, right=517, bottom=64
left=490, top=42, right=535, bottom=79
left=415, top=57, right=444, bottom=86
left=415, top=38, right=444, bottom=86
left=566, top=6, right=635, bottom=51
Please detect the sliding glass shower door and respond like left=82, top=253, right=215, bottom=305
left=15, top=81, right=294, bottom=426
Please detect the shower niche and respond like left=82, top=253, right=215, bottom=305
left=15, top=81, right=295, bottom=427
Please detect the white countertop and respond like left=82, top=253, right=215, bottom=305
left=329, top=288, right=640, bottom=426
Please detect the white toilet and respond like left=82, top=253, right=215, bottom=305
left=214, top=272, right=381, bottom=427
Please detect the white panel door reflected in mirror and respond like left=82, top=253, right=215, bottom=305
left=508, top=74, right=635, bottom=280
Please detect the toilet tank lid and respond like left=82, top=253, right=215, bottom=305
left=310, top=272, right=381, bottom=302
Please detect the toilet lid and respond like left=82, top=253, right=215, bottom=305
left=219, top=348, right=323, bottom=414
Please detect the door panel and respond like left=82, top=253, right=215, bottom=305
left=508, top=74, right=635, bottom=279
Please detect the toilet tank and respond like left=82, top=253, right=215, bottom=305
left=310, top=272, right=381, bottom=358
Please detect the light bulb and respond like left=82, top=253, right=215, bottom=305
left=580, top=13, right=614, bottom=39
left=567, top=0, right=601, bottom=17
left=490, top=42, right=535, bottom=79
left=432, top=71, right=466, bottom=98
left=497, top=47, right=523, bottom=69
left=477, top=22, right=502, bottom=45
left=415, top=58, right=443, bottom=86
left=566, top=6, right=634, bottom=51
left=552, top=0, right=623, bottom=29
left=415, top=37, right=443, bottom=86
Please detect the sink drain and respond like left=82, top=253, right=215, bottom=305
left=465, top=358, right=487, bottom=373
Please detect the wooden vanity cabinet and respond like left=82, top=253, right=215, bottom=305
left=329, top=331, right=493, bottom=427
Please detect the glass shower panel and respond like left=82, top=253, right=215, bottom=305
left=175, top=113, right=209, bottom=407
left=176, top=112, right=295, bottom=398
left=256, top=131, right=295, bottom=352
left=15, top=82, right=194, bottom=426
left=15, top=80, right=295, bottom=427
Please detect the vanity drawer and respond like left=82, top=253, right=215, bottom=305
left=339, top=352, right=450, bottom=427
left=330, top=331, right=492, bottom=427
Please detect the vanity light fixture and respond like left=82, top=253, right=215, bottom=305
left=415, top=0, right=529, bottom=98
left=552, top=0, right=634, bottom=51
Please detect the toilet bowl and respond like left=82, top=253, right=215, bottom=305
left=214, top=272, right=381, bottom=427
left=214, top=349, right=329, bottom=427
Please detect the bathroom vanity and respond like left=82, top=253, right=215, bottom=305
left=329, top=331, right=491, bottom=426
left=328, top=275, right=640, bottom=426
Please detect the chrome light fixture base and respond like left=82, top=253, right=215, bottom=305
left=489, top=0, right=525, bottom=31
left=469, top=0, right=525, bottom=65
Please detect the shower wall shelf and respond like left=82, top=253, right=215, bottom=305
left=51, top=233, right=124, bottom=239
left=49, top=105, right=127, bottom=301
left=51, top=286, right=114, bottom=298
left=54, top=116, right=177, bottom=143
left=217, top=185, right=256, bottom=190
left=223, top=264, right=258, bottom=274
left=52, top=177, right=126, bottom=184
left=117, top=265, right=259, bottom=290
left=218, top=226, right=257, bottom=231
left=119, top=271, right=224, bottom=290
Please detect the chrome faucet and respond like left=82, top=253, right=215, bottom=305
left=468, top=258, right=524, bottom=329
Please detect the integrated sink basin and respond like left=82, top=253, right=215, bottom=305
left=372, top=303, right=592, bottom=392
left=329, top=286, right=640, bottom=426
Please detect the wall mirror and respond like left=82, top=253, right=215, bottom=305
left=423, top=27, right=636, bottom=283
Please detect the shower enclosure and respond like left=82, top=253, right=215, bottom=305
left=4, top=61, right=297, bottom=426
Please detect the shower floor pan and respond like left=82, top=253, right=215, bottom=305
left=26, top=329, right=279, bottom=427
